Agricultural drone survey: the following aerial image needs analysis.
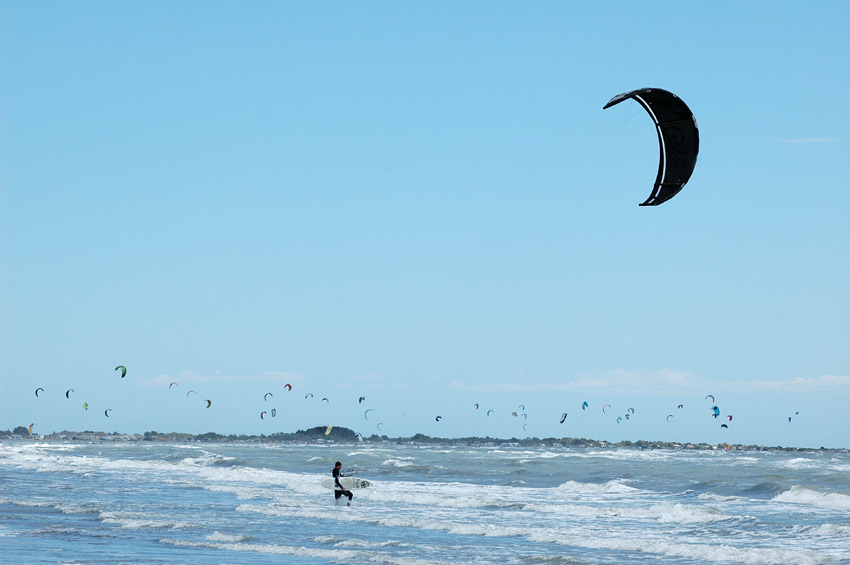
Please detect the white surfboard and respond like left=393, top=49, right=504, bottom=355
left=321, top=477, right=371, bottom=490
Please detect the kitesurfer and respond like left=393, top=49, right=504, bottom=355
left=332, top=461, right=353, bottom=505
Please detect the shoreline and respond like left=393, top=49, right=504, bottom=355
left=3, top=426, right=846, bottom=453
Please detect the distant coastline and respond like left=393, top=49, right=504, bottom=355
left=2, top=425, right=845, bottom=453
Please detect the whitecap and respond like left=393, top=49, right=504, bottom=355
left=772, top=486, right=850, bottom=509
left=206, top=531, right=251, bottom=542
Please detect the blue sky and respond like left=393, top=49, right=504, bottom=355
left=2, top=2, right=848, bottom=448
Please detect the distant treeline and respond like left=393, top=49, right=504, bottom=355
left=1, top=425, right=843, bottom=452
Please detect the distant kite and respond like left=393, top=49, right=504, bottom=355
left=115, top=366, right=127, bottom=378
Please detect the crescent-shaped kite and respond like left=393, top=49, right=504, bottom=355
left=604, top=88, right=699, bottom=206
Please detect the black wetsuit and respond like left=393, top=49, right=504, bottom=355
left=332, top=467, right=353, bottom=501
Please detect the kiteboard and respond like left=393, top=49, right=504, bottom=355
left=321, top=477, right=371, bottom=490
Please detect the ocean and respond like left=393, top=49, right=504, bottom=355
left=2, top=440, right=849, bottom=564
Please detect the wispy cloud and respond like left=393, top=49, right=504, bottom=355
left=778, top=138, right=841, bottom=144
left=740, top=374, right=850, bottom=392
left=354, top=372, right=384, bottom=383
left=449, top=369, right=699, bottom=394
left=137, top=371, right=303, bottom=387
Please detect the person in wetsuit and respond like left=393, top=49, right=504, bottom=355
left=332, top=461, right=353, bottom=504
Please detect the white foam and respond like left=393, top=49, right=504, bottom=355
left=207, top=531, right=251, bottom=542
left=774, top=457, right=820, bottom=470
left=381, top=458, right=416, bottom=468
left=555, top=479, right=638, bottom=495
left=530, top=532, right=833, bottom=565
left=347, top=451, right=381, bottom=457
left=524, top=501, right=731, bottom=524
left=159, top=537, right=362, bottom=560
left=99, top=510, right=194, bottom=530
left=810, top=523, right=850, bottom=536
left=772, top=486, right=850, bottom=509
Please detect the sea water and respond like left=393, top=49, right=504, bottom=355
left=2, top=441, right=849, bottom=564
